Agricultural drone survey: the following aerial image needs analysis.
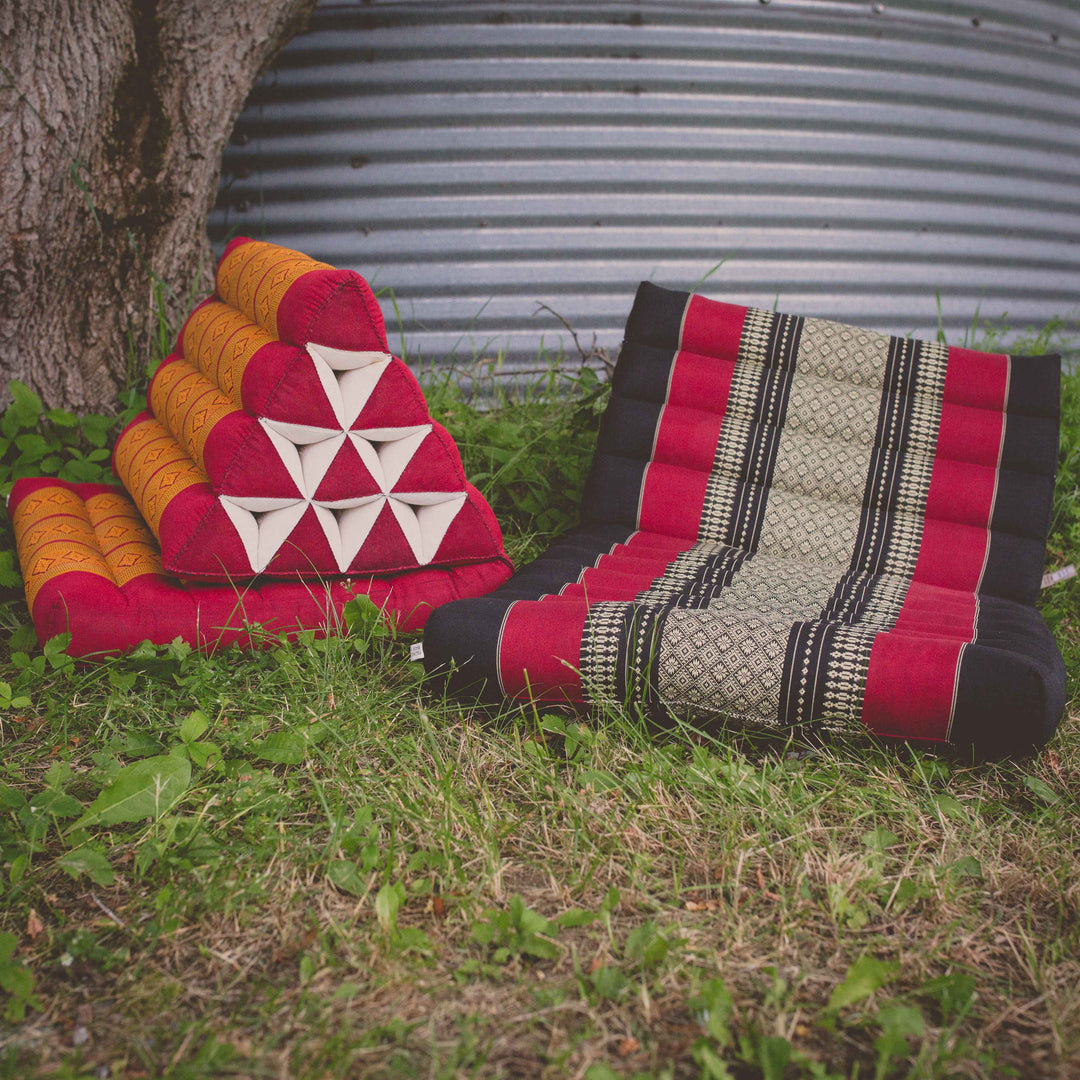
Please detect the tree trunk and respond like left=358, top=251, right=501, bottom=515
left=0, top=0, right=317, bottom=413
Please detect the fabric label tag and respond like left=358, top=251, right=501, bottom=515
left=410, top=642, right=425, bottom=662
left=1041, top=564, right=1076, bottom=589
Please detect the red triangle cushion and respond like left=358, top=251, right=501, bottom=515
left=112, top=239, right=508, bottom=582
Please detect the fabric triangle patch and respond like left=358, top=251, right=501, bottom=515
left=390, top=427, right=464, bottom=495
left=313, top=438, right=382, bottom=503
left=351, top=360, right=430, bottom=432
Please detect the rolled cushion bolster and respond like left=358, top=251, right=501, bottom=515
left=9, top=478, right=513, bottom=657
left=216, top=237, right=388, bottom=350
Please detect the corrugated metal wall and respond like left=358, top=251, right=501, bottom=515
left=210, top=0, right=1080, bottom=374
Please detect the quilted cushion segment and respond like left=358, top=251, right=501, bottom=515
left=423, top=282, right=1066, bottom=756
left=9, top=479, right=512, bottom=658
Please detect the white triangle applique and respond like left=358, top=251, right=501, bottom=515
left=220, top=347, right=467, bottom=573
left=389, top=491, right=468, bottom=564
left=306, top=343, right=393, bottom=428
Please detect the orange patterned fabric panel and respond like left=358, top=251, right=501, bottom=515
left=114, top=417, right=205, bottom=535
left=84, top=490, right=164, bottom=586
left=182, top=301, right=271, bottom=406
left=217, top=240, right=330, bottom=341
left=13, top=485, right=114, bottom=607
left=149, top=359, right=240, bottom=473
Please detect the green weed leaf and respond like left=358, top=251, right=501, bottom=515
left=0, top=784, right=27, bottom=810
left=30, top=789, right=82, bottom=818
left=7, top=381, right=43, bottom=426
left=0, top=551, right=21, bottom=589
left=179, top=710, right=209, bottom=743
left=344, top=595, right=391, bottom=641
left=57, top=846, right=115, bottom=887
left=947, top=855, right=983, bottom=879
left=757, top=1036, right=792, bottom=1080
left=79, top=414, right=113, bottom=448
left=0, top=930, right=41, bottom=1022
left=584, top=1066, right=620, bottom=1080
left=692, top=977, right=734, bottom=1046
left=591, top=964, right=628, bottom=1000
left=375, top=880, right=405, bottom=934
left=45, top=407, right=79, bottom=428
left=692, top=1038, right=735, bottom=1080
left=874, top=1004, right=924, bottom=1080
left=919, top=972, right=976, bottom=1019
left=255, top=732, right=306, bottom=765
left=861, top=826, right=900, bottom=852
left=186, top=741, right=221, bottom=770
left=1023, top=775, right=1060, bottom=806
left=42, top=632, right=74, bottom=672
left=327, top=860, right=365, bottom=897
left=827, top=956, right=899, bottom=1013
left=76, top=754, right=191, bottom=828
left=554, top=907, right=596, bottom=928
left=934, top=794, right=967, bottom=822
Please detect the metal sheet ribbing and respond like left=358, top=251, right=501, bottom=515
left=211, top=1, right=1080, bottom=373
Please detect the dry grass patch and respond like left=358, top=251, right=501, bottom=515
left=2, top=336, right=1079, bottom=1079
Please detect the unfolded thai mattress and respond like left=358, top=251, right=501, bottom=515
left=423, top=282, right=1065, bottom=756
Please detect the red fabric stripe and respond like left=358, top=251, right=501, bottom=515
left=862, top=632, right=963, bottom=742
left=652, top=406, right=724, bottom=472
left=935, top=402, right=1008, bottom=468
left=623, top=531, right=692, bottom=556
left=666, top=351, right=738, bottom=413
left=638, top=463, right=708, bottom=538
left=863, top=351, right=1007, bottom=739
left=910, top=519, right=988, bottom=594
left=892, top=581, right=979, bottom=635
left=498, top=599, right=586, bottom=702
left=679, top=295, right=747, bottom=362
left=923, top=458, right=999, bottom=529
left=943, top=347, right=1009, bottom=410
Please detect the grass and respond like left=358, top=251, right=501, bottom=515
left=0, top=311, right=1077, bottom=1080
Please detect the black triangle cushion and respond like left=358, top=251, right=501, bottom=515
left=422, top=282, right=1066, bottom=757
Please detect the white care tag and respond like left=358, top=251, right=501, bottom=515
left=1041, top=564, right=1076, bottom=589
left=410, top=642, right=425, bottom=662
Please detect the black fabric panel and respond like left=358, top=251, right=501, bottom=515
left=999, top=413, right=1060, bottom=481
left=422, top=598, right=512, bottom=700
left=950, top=639, right=1065, bottom=757
left=849, top=337, right=914, bottom=580
left=990, top=469, right=1056, bottom=542
left=976, top=597, right=1062, bottom=661
left=581, top=454, right=647, bottom=528
left=483, top=525, right=639, bottom=600
left=622, top=281, right=688, bottom=350
left=981, top=532, right=1051, bottom=605
left=534, top=524, right=637, bottom=563
left=611, top=342, right=676, bottom=405
left=1006, top=354, right=1060, bottom=418
left=492, top=563, right=594, bottom=600
left=679, top=547, right=747, bottom=607
left=596, top=396, right=664, bottom=466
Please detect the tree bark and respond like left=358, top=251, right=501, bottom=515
left=0, top=0, right=317, bottom=413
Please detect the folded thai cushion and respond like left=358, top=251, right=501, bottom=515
left=423, top=282, right=1066, bottom=757
left=8, top=238, right=514, bottom=657
left=10, top=479, right=511, bottom=657
left=111, top=238, right=506, bottom=580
